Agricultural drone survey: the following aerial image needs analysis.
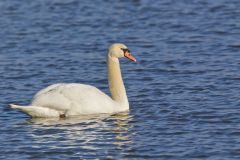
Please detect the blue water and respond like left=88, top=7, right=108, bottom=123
left=1, top=0, right=240, bottom=159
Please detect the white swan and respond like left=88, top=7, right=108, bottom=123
left=10, top=43, right=137, bottom=118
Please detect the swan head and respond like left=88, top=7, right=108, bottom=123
left=108, top=43, right=137, bottom=62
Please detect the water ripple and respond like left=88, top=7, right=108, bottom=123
left=1, top=0, right=240, bottom=159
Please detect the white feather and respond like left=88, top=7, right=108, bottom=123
left=10, top=43, right=135, bottom=118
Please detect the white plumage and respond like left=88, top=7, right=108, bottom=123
left=10, top=43, right=137, bottom=118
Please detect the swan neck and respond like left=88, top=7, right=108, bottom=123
left=107, top=55, right=129, bottom=107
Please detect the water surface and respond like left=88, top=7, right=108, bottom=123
left=1, top=0, right=240, bottom=159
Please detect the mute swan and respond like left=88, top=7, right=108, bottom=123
left=10, top=43, right=137, bottom=118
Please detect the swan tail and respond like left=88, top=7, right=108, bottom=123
left=9, top=104, right=61, bottom=118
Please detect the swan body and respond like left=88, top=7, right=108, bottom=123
left=10, top=43, right=137, bottom=118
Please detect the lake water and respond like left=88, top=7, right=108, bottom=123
left=1, top=0, right=240, bottom=159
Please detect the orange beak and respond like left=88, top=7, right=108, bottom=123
left=124, top=51, right=137, bottom=63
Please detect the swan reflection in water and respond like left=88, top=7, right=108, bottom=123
left=27, top=112, right=133, bottom=150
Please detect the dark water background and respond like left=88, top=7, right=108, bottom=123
left=1, top=0, right=240, bottom=159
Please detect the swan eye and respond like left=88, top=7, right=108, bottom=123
left=121, top=48, right=130, bottom=53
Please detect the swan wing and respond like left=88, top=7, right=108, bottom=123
left=31, top=83, right=117, bottom=115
